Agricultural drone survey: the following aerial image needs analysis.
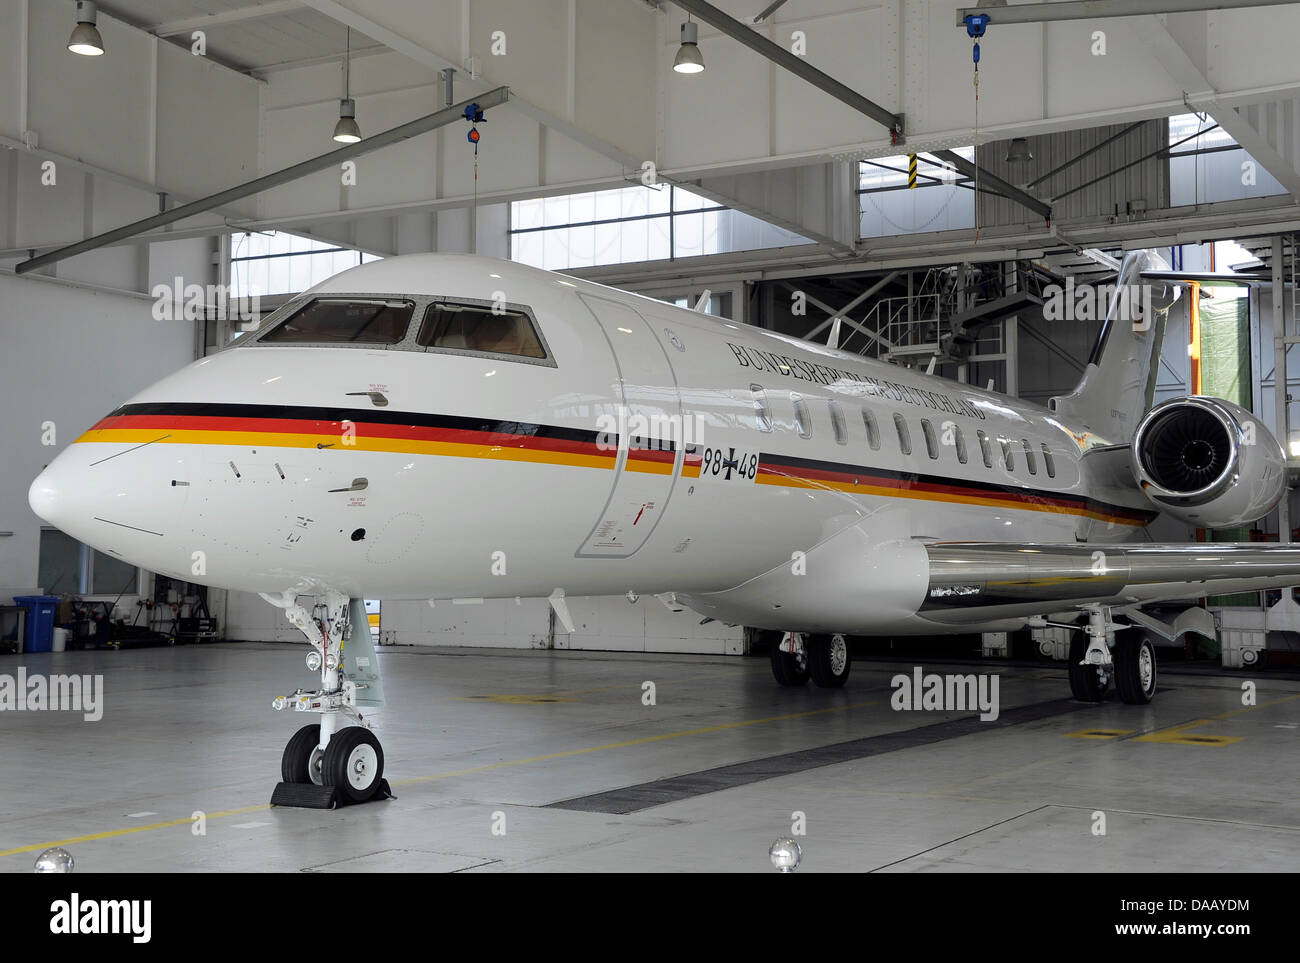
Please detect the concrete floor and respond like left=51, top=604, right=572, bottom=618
left=1, top=643, right=1297, bottom=872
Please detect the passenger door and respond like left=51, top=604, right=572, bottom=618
left=575, top=294, right=683, bottom=558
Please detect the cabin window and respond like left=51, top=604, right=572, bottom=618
left=1000, top=437, right=1014, bottom=471
left=1022, top=439, right=1037, bottom=475
left=862, top=408, right=881, bottom=451
left=418, top=301, right=546, bottom=359
left=977, top=430, right=993, bottom=468
left=260, top=298, right=415, bottom=344
left=1041, top=442, right=1057, bottom=478
left=792, top=394, right=812, bottom=439
left=921, top=419, right=939, bottom=460
left=751, top=385, right=772, bottom=432
left=829, top=401, right=847, bottom=445
left=894, top=413, right=912, bottom=455
left=953, top=425, right=968, bottom=464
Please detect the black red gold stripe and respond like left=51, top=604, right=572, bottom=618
left=78, top=402, right=619, bottom=470
left=75, top=403, right=1155, bottom=526
left=755, top=451, right=1156, bottom=527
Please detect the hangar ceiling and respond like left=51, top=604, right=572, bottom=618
left=9, top=0, right=1300, bottom=270
left=96, top=1, right=386, bottom=73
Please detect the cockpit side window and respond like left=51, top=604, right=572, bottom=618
left=419, top=301, right=547, bottom=360
left=260, top=298, right=414, bottom=344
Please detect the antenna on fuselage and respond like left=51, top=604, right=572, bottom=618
left=693, top=289, right=712, bottom=312
left=827, top=317, right=842, bottom=349
left=925, top=355, right=937, bottom=376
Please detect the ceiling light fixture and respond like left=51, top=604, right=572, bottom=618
left=673, top=18, right=705, bottom=74
left=333, top=28, right=361, bottom=143
left=1005, top=137, right=1033, bottom=164
left=67, top=1, right=104, bottom=56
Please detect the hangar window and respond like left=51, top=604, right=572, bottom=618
left=260, top=298, right=414, bottom=344
left=39, top=528, right=140, bottom=596
left=229, top=230, right=381, bottom=300
left=829, top=401, right=847, bottom=445
left=1169, top=113, right=1288, bottom=205
left=418, top=302, right=547, bottom=360
left=1041, top=442, right=1057, bottom=478
left=862, top=408, right=881, bottom=450
left=1022, top=439, right=1037, bottom=475
left=1000, top=438, right=1014, bottom=471
left=953, top=425, right=968, bottom=465
left=858, top=147, right=975, bottom=240
left=921, top=419, right=939, bottom=460
left=977, top=430, right=993, bottom=468
left=509, top=185, right=813, bottom=272
left=752, top=385, right=773, bottom=432
left=894, top=413, right=911, bottom=455
left=792, top=394, right=812, bottom=439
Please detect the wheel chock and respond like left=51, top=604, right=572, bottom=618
left=270, top=779, right=393, bottom=809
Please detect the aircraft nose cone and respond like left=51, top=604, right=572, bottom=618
left=28, top=464, right=67, bottom=527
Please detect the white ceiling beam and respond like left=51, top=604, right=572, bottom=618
left=150, top=1, right=303, bottom=37
left=1200, top=101, right=1300, bottom=200
left=251, top=43, right=387, bottom=76
left=1136, top=14, right=1300, bottom=201
left=1131, top=14, right=1218, bottom=102
left=295, top=0, right=642, bottom=170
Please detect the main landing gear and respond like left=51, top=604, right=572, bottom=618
left=262, top=590, right=391, bottom=808
left=769, top=631, right=852, bottom=688
left=1068, top=606, right=1157, bottom=705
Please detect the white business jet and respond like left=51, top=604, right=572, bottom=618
left=27, top=250, right=1296, bottom=803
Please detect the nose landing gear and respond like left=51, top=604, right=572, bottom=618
left=263, top=590, right=391, bottom=809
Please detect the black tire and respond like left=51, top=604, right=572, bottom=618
left=322, top=726, right=385, bottom=803
left=1115, top=633, right=1158, bottom=705
left=807, top=633, right=851, bottom=688
left=769, top=632, right=809, bottom=686
left=1068, top=632, right=1108, bottom=703
left=281, top=724, right=321, bottom=783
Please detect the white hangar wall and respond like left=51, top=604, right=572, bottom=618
left=223, top=593, right=746, bottom=654
left=0, top=242, right=208, bottom=607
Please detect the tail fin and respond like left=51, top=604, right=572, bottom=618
left=1049, top=250, right=1180, bottom=444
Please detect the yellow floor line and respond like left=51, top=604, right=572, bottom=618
left=1209, top=691, right=1300, bottom=721
left=0, top=804, right=269, bottom=858
left=1064, top=727, right=1135, bottom=740
left=0, top=700, right=873, bottom=858
left=1131, top=692, right=1300, bottom=746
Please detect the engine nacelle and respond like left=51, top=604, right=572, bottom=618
left=1131, top=397, right=1286, bottom=528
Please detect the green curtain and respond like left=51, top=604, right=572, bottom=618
left=1201, top=285, right=1259, bottom=607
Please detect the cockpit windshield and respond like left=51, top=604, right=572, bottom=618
left=260, top=298, right=414, bottom=344
left=418, top=302, right=546, bottom=359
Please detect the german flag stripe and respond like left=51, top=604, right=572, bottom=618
left=755, top=452, right=1155, bottom=527
left=625, top=447, right=677, bottom=476
left=72, top=402, right=1153, bottom=525
left=77, top=402, right=618, bottom=470
left=682, top=447, right=703, bottom=479
left=90, top=413, right=608, bottom=459
left=91, top=402, right=601, bottom=445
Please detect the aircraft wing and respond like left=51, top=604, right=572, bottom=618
left=920, top=542, right=1300, bottom=625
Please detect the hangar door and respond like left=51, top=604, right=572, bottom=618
left=575, top=294, right=682, bottom=558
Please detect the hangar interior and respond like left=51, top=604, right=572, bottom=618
left=2, top=0, right=1299, bottom=873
